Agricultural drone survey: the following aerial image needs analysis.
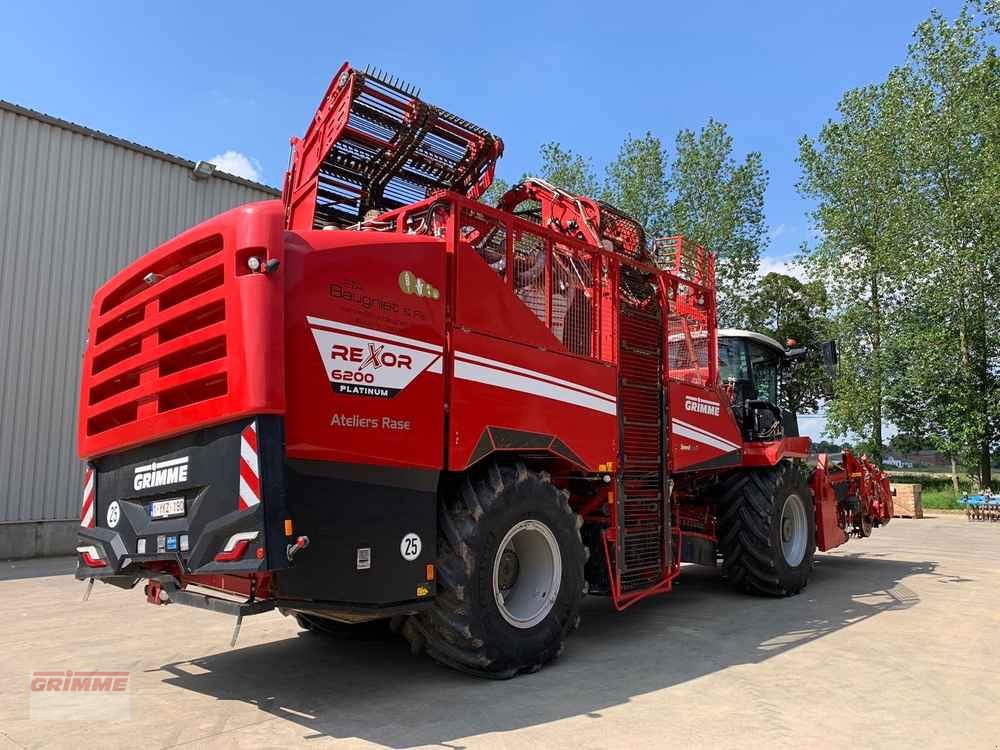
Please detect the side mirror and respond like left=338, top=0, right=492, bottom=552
left=821, top=340, right=839, bottom=378
left=821, top=340, right=838, bottom=399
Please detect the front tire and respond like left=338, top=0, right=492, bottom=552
left=718, top=461, right=816, bottom=596
left=402, top=461, right=586, bottom=678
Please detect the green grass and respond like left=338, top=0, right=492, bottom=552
left=886, top=471, right=995, bottom=510
left=919, top=488, right=964, bottom=510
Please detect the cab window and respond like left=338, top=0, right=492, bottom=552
left=748, top=342, right=779, bottom=404
left=718, top=338, right=750, bottom=384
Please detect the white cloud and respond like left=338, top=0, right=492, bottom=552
left=797, top=412, right=828, bottom=442
left=758, top=253, right=807, bottom=281
left=769, top=223, right=787, bottom=240
left=208, top=150, right=263, bottom=182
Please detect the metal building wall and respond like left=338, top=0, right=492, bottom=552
left=0, top=102, right=279, bottom=557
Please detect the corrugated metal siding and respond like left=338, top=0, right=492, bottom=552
left=0, top=105, right=279, bottom=523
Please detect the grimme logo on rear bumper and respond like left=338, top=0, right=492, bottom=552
left=310, top=320, right=440, bottom=399
left=133, top=457, right=189, bottom=490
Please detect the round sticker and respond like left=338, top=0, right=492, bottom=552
left=400, top=532, right=422, bottom=561
left=106, top=500, right=121, bottom=529
left=398, top=270, right=415, bottom=295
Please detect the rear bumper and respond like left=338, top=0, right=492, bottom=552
left=74, top=505, right=266, bottom=578
left=76, top=416, right=287, bottom=577
left=76, top=417, right=440, bottom=615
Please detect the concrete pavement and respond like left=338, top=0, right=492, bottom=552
left=1, top=513, right=998, bottom=749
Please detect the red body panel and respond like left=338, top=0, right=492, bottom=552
left=78, top=201, right=286, bottom=459
left=449, top=329, right=617, bottom=471
left=667, top=381, right=743, bottom=472
left=742, top=436, right=811, bottom=467
left=283, top=230, right=447, bottom=470
left=454, top=242, right=570, bottom=353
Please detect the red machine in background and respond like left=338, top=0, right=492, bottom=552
left=75, top=63, right=892, bottom=679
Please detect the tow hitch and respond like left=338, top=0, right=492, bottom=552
left=145, top=579, right=170, bottom=604
left=141, top=575, right=276, bottom=647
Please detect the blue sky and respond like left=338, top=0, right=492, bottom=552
left=0, top=1, right=966, bottom=439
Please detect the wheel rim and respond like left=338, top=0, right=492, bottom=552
left=779, top=494, right=808, bottom=567
left=492, top=519, right=562, bottom=629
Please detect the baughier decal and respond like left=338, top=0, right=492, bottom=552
left=308, top=316, right=442, bottom=398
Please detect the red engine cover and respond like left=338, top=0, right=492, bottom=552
left=283, top=230, right=448, bottom=470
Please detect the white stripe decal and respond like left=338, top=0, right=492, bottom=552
left=239, top=476, right=260, bottom=507
left=76, top=545, right=101, bottom=560
left=134, top=456, right=189, bottom=474
left=427, top=356, right=442, bottom=374
left=83, top=472, right=94, bottom=502
left=455, top=360, right=617, bottom=416
left=455, top=351, right=616, bottom=404
left=240, top=437, right=259, bottom=476
left=307, top=316, right=443, bottom=353
left=672, top=418, right=742, bottom=450
left=81, top=503, right=95, bottom=529
left=671, top=419, right=741, bottom=452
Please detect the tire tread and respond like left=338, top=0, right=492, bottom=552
left=717, top=461, right=814, bottom=597
left=402, top=460, right=585, bottom=677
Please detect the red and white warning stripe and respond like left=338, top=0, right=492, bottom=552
left=81, top=466, right=96, bottom=528
left=238, top=421, right=261, bottom=511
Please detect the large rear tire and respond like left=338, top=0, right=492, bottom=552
left=402, top=461, right=586, bottom=678
left=718, top=460, right=815, bottom=596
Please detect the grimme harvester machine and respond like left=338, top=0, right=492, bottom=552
left=75, top=64, right=893, bottom=677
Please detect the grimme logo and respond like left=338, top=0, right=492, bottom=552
left=29, top=670, right=131, bottom=720
left=684, top=395, right=721, bottom=417
left=133, top=456, right=189, bottom=491
left=30, top=670, right=129, bottom=692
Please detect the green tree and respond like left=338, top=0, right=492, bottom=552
left=490, top=125, right=770, bottom=331
left=480, top=177, right=511, bottom=207
left=812, top=439, right=849, bottom=454
left=797, top=74, right=915, bottom=462
left=602, top=132, right=670, bottom=238
left=667, top=119, right=768, bottom=327
left=888, top=433, right=933, bottom=454
left=885, top=6, right=1000, bottom=487
left=536, top=142, right=599, bottom=196
left=744, top=272, right=832, bottom=415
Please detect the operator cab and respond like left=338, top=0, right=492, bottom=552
left=718, top=329, right=801, bottom=442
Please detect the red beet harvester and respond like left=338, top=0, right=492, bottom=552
left=75, top=64, right=893, bottom=678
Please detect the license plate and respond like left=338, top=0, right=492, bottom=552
left=149, top=497, right=185, bottom=520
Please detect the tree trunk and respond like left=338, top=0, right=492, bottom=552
left=981, top=440, right=992, bottom=489
left=870, top=270, right=884, bottom=462
left=951, top=456, right=960, bottom=494
left=974, top=267, right=992, bottom=489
